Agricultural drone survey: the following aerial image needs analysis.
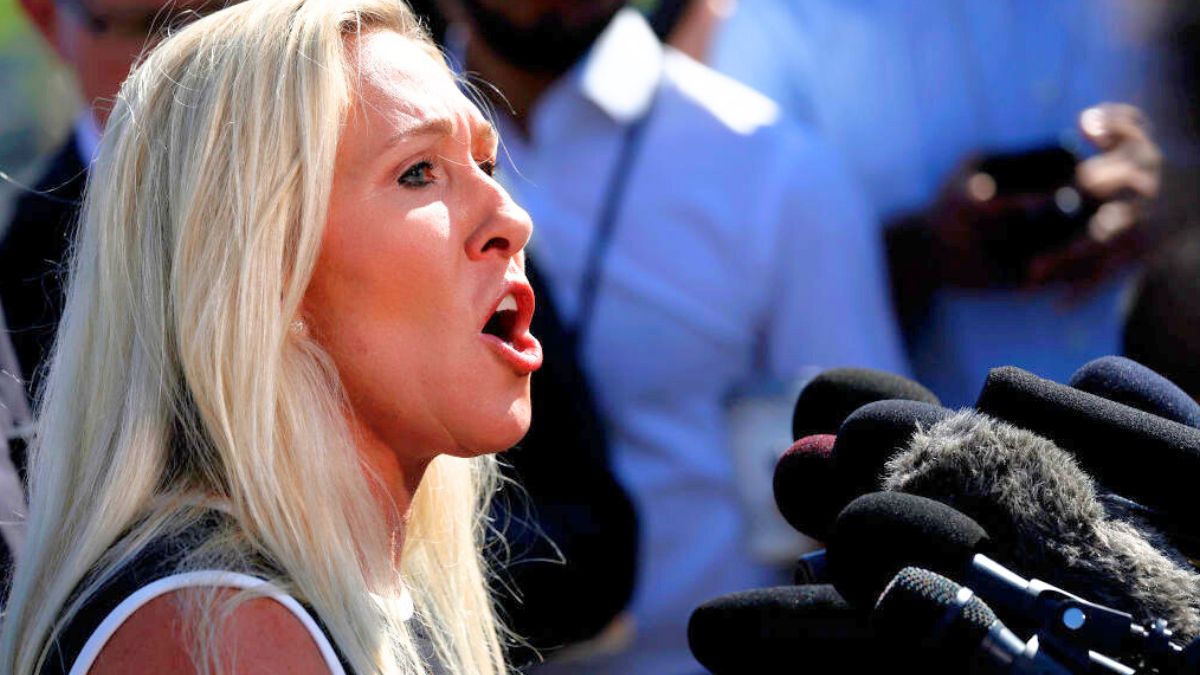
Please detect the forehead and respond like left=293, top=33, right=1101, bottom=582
left=345, top=30, right=487, bottom=141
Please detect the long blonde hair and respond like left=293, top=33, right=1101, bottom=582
left=0, top=1, right=506, bottom=673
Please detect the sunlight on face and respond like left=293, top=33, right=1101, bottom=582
left=304, top=31, right=541, bottom=472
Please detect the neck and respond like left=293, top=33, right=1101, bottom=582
left=352, top=424, right=432, bottom=556
left=464, top=32, right=559, bottom=136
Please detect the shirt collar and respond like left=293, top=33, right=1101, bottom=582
left=577, top=8, right=664, bottom=124
left=447, top=8, right=664, bottom=127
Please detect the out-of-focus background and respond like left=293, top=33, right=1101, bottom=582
left=0, top=1, right=1187, bottom=248
left=0, top=0, right=75, bottom=224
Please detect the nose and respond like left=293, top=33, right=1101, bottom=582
left=465, top=178, right=534, bottom=262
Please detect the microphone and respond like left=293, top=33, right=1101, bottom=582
left=882, top=412, right=1200, bottom=641
left=829, top=492, right=1190, bottom=665
left=873, top=567, right=1134, bottom=674
left=975, top=366, right=1200, bottom=523
left=793, top=549, right=828, bottom=585
left=1069, top=356, right=1200, bottom=430
left=792, top=367, right=939, bottom=440
left=687, top=584, right=881, bottom=674
left=1180, top=635, right=1200, bottom=673
left=827, top=491, right=991, bottom=610
left=772, top=401, right=951, bottom=542
left=831, top=399, right=953, bottom=503
left=773, top=434, right=838, bottom=541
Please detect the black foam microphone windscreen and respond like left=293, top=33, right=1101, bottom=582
left=827, top=491, right=990, bottom=609
left=687, top=584, right=880, bottom=674
left=884, top=411, right=1200, bottom=639
left=1069, top=355, right=1200, bottom=429
left=832, top=400, right=953, bottom=502
left=792, top=367, right=939, bottom=440
left=773, top=435, right=838, bottom=541
left=976, top=365, right=1200, bottom=521
left=773, top=403, right=953, bottom=542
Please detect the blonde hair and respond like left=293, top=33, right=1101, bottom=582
left=0, top=1, right=506, bottom=673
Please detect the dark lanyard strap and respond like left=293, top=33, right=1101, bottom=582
left=567, top=100, right=656, bottom=354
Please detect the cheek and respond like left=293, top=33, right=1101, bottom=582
left=312, top=201, right=452, bottom=330
left=304, top=202, right=469, bottom=444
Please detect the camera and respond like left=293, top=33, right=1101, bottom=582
left=966, top=144, right=1099, bottom=283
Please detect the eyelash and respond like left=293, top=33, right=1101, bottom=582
left=398, top=158, right=437, bottom=188
left=396, top=157, right=498, bottom=189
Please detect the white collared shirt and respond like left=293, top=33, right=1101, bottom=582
left=473, top=10, right=907, bottom=673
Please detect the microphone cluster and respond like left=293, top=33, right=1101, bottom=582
left=689, top=356, right=1200, bottom=673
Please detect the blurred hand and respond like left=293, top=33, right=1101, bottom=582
left=1026, top=103, right=1161, bottom=292
left=920, top=103, right=1160, bottom=294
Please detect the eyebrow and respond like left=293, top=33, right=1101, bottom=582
left=383, top=117, right=499, bottom=153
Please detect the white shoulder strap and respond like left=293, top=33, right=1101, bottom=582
left=68, top=570, right=346, bottom=675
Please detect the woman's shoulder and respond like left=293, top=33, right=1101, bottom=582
left=86, top=580, right=335, bottom=675
left=45, top=515, right=347, bottom=675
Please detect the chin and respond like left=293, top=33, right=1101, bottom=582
left=450, top=395, right=532, bottom=457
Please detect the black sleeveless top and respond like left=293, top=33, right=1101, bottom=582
left=40, top=514, right=354, bottom=674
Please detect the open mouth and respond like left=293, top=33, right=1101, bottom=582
left=482, top=293, right=520, bottom=344
left=479, top=285, right=543, bottom=375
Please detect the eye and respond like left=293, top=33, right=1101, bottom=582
left=398, top=159, right=437, bottom=189
left=478, top=158, right=497, bottom=178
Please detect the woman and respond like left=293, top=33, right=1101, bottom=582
left=0, top=0, right=541, bottom=672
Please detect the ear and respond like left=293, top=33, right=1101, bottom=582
left=19, top=0, right=70, bottom=62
